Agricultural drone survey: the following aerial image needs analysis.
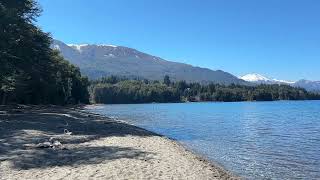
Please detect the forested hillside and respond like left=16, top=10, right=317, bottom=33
left=0, top=0, right=89, bottom=105
left=90, top=76, right=320, bottom=104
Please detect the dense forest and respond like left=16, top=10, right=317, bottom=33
left=0, top=0, right=89, bottom=105
left=90, top=76, right=320, bottom=104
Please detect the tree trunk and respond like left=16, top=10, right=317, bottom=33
left=2, top=92, right=7, bottom=105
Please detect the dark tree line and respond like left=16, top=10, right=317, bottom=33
left=90, top=76, right=320, bottom=104
left=90, top=76, right=180, bottom=104
left=0, top=0, right=89, bottom=105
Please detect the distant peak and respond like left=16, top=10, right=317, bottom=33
left=296, top=79, right=320, bottom=83
left=240, top=73, right=296, bottom=84
left=240, top=73, right=270, bottom=82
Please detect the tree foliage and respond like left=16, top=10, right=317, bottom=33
left=0, top=0, right=89, bottom=105
left=163, top=75, right=171, bottom=86
left=90, top=77, right=179, bottom=104
left=90, top=76, right=320, bottom=104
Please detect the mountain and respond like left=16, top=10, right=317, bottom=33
left=52, top=40, right=247, bottom=85
left=293, top=80, right=320, bottom=92
left=240, top=73, right=320, bottom=92
left=240, top=73, right=274, bottom=84
left=240, top=73, right=295, bottom=85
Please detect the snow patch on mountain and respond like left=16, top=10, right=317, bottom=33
left=67, top=44, right=118, bottom=52
left=98, top=44, right=118, bottom=48
left=272, top=79, right=295, bottom=84
left=240, top=73, right=295, bottom=84
left=67, top=44, right=89, bottom=52
left=240, top=73, right=270, bottom=82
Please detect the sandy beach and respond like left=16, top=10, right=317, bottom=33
left=0, top=105, right=237, bottom=180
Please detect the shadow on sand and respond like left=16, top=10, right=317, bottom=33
left=0, top=105, right=158, bottom=170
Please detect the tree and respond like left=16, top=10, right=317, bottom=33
left=0, top=0, right=89, bottom=105
left=163, top=75, right=171, bottom=86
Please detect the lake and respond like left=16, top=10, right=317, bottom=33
left=85, top=101, right=320, bottom=179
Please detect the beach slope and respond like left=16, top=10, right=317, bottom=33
left=0, top=106, right=237, bottom=180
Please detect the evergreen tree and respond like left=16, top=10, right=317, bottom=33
left=0, top=0, right=89, bottom=105
left=163, top=75, right=171, bottom=86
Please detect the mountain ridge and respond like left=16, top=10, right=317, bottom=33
left=240, top=73, right=320, bottom=92
left=52, top=39, right=248, bottom=85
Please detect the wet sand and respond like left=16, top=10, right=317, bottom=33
left=0, top=105, right=238, bottom=180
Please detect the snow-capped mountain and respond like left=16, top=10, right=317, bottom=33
left=240, top=73, right=294, bottom=85
left=240, top=73, right=320, bottom=92
left=240, top=73, right=271, bottom=82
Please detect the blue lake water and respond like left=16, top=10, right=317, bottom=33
left=86, top=101, right=320, bottom=179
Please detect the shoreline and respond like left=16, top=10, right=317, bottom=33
left=83, top=105, right=237, bottom=177
left=0, top=105, right=238, bottom=180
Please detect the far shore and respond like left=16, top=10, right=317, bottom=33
left=0, top=105, right=238, bottom=180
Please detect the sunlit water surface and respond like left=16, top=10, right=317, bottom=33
left=85, top=101, right=320, bottom=179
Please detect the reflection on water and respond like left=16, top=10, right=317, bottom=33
left=86, top=101, right=320, bottom=179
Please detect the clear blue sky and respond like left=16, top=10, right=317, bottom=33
left=37, top=0, right=320, bottom=81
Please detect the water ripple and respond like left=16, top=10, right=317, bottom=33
left=87, top=101, right=320, bottom=179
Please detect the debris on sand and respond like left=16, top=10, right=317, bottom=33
left=64, top=129, right=72, bottom=135
left=36, top=138, right=66, bottom=150
left=36, top=142, right=52, bottom=149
